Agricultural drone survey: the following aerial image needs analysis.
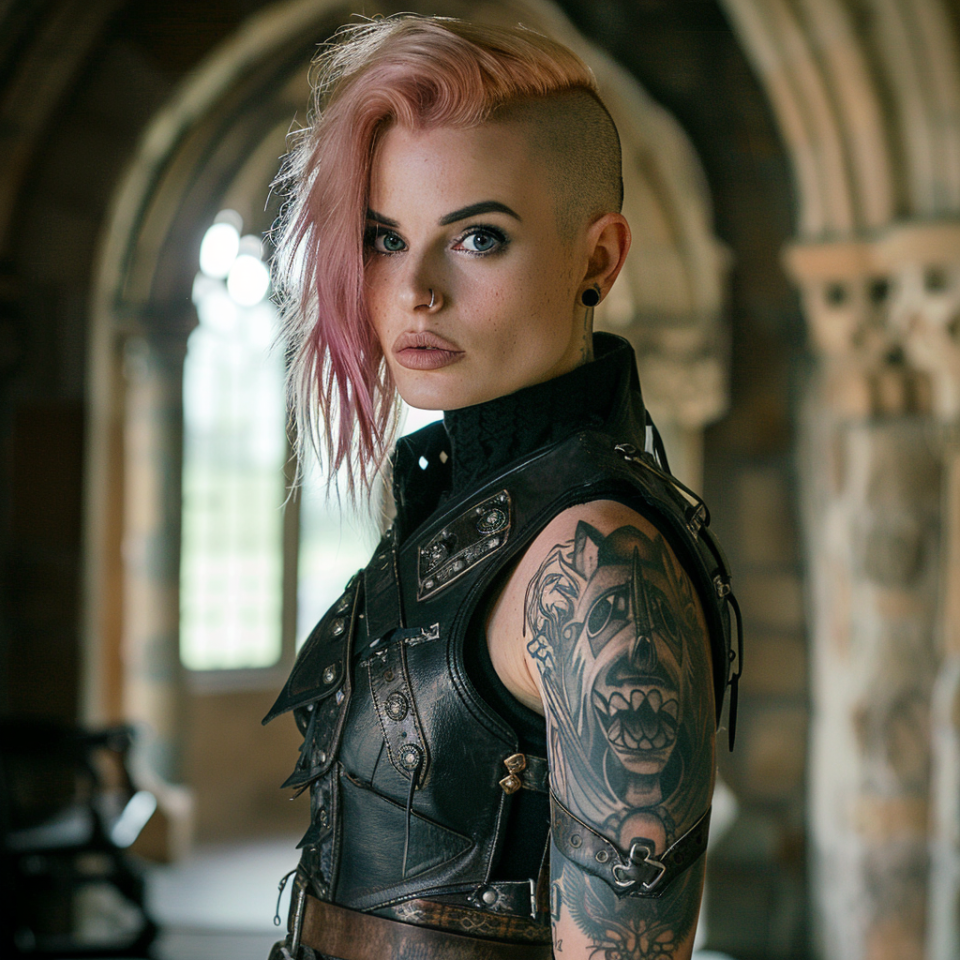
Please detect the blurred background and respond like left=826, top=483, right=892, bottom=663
left=1, top=0, right=959, bottom=958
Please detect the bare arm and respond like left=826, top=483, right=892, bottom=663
left=490, top=501, right=715, bottom=959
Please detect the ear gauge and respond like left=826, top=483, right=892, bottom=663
left=581, top=285, right=601, bottom=307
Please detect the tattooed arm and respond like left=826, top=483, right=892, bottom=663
left=487, top=501, right=715, bottom=960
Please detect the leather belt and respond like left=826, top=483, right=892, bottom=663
left=296, top=892, right=553, bottom=960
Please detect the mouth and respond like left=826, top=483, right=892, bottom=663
left=392, top=331, right=464, bottom=370
left=592, top=684, right=679, bottom=753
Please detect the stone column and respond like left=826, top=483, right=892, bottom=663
left=786, top=223, right=960, bottom=960
left=121, top=331, right=188, bottom=783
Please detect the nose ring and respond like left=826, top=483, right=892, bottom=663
left=428, top=289, right=435, bottom=309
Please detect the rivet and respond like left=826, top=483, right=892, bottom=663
left=383, top=669, right=395, bottom=682
left=322, top=663, right=339, bottom=684
left=399, top=744, right=422, bottom=770
left=596, top=850, right=609, bottom=863
left=481, top=888, right=497, bottom=905
left=318, top=751, right=327, bottom=764
left=335, top=595, right=350, bottom=613
left=330, top=618, right=346, bottom=636
left=386, top=692, right=408, bottom=721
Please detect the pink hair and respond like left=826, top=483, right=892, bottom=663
left=273, top=15, right=600, bottom=493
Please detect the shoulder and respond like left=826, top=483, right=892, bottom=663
left=511, top=498, right=706, bottom=638
left=485, top=499, right=712, bottom=714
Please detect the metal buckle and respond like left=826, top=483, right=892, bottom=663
left=611, top=841, right=667, bottom=892
left=499, top=752, right=527, bottom=794
left=288, top=885, right=306, bottom=956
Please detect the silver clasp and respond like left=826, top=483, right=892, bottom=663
left=611, top=841, right=666, bottom=893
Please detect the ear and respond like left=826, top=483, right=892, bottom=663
left=581, top=212, right=631, bottom=301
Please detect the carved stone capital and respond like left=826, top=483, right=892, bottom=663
left=599, top=315, right=728, bottom=430
left=785, top=222, right=960, bottom=418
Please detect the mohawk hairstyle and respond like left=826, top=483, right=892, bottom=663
left=273, top=15, right=610, bottom=493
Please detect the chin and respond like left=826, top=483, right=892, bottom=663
left=395, top=377, right=498, bottom=413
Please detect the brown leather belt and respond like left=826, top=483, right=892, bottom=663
left=297, top=893, right=554, bottom=960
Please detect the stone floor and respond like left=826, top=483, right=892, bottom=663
left=146, top=834, right=299, bottom=959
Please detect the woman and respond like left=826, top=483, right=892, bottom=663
left=264, top=16, right=740, bottom=960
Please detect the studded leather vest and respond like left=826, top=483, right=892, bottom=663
left=264, top=336, right=741, bottom=933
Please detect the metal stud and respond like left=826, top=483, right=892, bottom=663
left=385, top=692, right=408, bottom=721
left=399, top=744, right=422, bottom=771
left=503, top=753, right=526, bottom=774
left=499, top=774, right=521, bottom=794
left=322, top=663, right=339, bottom=684
left=330, top=618, right=346, bottom=636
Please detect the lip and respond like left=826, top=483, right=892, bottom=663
left=392, top=330, right=465, bottom=370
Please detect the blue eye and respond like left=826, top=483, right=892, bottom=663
left=365, top=228, right=406, bottom=254
left=456, top=227, right=507, bottom=255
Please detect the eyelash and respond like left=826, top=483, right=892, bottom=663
left=363, top=224, right=509, bottom=257
left=452, top=225, right=509, bottom=256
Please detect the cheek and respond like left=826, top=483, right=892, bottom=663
left=362, top=269, right=393, bottom=335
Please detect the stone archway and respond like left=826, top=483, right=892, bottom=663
left=718, top=1, right=960, bottom=956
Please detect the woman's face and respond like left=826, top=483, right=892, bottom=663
left=364, top=121, right=591, bottom=410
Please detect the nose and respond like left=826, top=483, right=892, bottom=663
left=399, top=248, right=443, bottom=313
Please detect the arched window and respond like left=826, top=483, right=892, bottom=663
left=180, top=211, right=440, bottom=671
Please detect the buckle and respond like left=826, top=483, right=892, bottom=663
left=288, top=885, right=306, bottom=956
left=499, top=752, right=527, bottom=794
left=611, top=841, right=667, bottom=893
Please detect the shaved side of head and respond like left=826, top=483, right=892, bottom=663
left=495, top=89, right=623, bottom=241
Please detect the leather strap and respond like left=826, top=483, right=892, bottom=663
left=551, top=793, right=710, bottom=899
left=364, top=529, right=403, bottom=643
left=298, top=893, right=553, bottom=960
left=498, top=753, right=549, bottom=795
left=365, top=637, right=430, bottom=784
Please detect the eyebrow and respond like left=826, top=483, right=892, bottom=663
left=366, top=209, right=399, bottom=228
left=365, top=201, right=521, bottom=230
left=438, top=201, right=521, bottom=226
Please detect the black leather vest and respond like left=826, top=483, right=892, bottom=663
left=264, top=355, right=741, bottom=930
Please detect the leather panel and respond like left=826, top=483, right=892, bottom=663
left=263, top=574, right=362, bottom=723
left=335, top=774, right=472, bottom=905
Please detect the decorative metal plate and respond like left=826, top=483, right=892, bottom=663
left=417, top=490, right=512, bottom=600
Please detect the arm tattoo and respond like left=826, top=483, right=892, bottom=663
left=525, top=521, right=714, bottom=957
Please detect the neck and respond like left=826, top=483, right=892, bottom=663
left=443, top=333, right=624, bottom=497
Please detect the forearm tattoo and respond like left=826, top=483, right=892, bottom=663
left=525, top=521, right=714, bottom=958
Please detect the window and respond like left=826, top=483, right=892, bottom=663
left=180, top=212, right=286, bottom=671
left=180, top=211, right=441, bottom=672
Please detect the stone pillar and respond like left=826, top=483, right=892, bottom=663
left=121, top=332, right=188, bottom=784
left=786, top=223, right=960, bottom=960
left=599, top=313, right=728, bottom=492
